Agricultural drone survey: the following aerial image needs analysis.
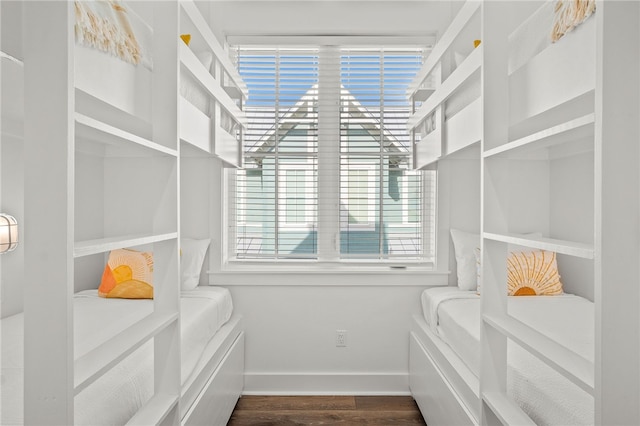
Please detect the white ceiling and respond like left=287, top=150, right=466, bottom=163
left=200, top=1, right=462, bottom=46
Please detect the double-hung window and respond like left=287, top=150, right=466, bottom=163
left=229, top=46, right=436, bottom=264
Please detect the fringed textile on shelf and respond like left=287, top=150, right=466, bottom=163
left=74, top=0, right=142, bottom=65
left=551, top=0, right=596, bottom=43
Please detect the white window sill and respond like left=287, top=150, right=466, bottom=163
left=207, top=261, right=450, bottom=286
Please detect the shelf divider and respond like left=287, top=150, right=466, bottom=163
left=483, top=232, right=594, bottom=259
left=75, top=113, right=178, bottom=157
left=74, top=232, right=178, bottom=258
left=483, top=313, right=595, bottom=395
left=484, top=113, right=595, bottom=158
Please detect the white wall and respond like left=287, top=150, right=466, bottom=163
left=550, top=150, right=595, bottom=301
left=191, top=159, right=448, bottom=394
left=227, top=284, right=435, bottom=394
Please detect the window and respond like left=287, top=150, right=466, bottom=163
left=345, top=168, right=375, bottom=225
left=230, top=46, right=436, bottom=263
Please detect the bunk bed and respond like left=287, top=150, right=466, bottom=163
left=1, top=287, right=242, bottom=425
left=408, top=1, right=639, bottom=424
left=1, top=1, right=247, bottom=424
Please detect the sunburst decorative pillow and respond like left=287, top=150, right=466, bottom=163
left=99, top=248, right=154, bottom=299
left=507, top=250, right=562, bottom=296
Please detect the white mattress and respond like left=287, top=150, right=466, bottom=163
left=1, top=286, right=233, bottom=425
left=421, top=287, right=594, bottom=425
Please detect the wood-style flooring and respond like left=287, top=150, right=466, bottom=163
left=227, top=395, right=427, bottom=425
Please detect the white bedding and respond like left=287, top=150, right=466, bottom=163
left=1, top=286, right=233, bottom=425
left=421, top=287, right=594, bottom=425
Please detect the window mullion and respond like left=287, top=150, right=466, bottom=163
left=317, top=46, right=341, bottom=261
left=378, top=52, right=385, bottom=258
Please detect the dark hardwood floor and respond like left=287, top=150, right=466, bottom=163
left=227, top=395, right=427, bottom=425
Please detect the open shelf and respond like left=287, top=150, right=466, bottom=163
left=482, top=232, right=594, bottom=259
left=75, top=88, right=153, bottom=142
left=482, top=392, right=536, bottom=426
left=407, top=46, right=482, bottom=131
left=406, top=0, right=481, bottom=99
left=180, top=43, right=247, bottom=127
left=179, top=96, right=213, bottom=156
left=75, top=113, right=178, bottom=157
left=74, top=232, right=178, bottom=258
left=74, top=312, right=179, bottom=394
left=180, top=0, right=248, bottom=99
left=483, top=313, right=594, bottom=395
left=484, top=114, right=594, bottom=159
left=412, top=87, right=435, bottom=103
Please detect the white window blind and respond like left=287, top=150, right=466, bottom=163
left=230, top=46, right=436, bottom=262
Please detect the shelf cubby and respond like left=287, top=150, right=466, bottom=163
left=74, top=312, right=179, bottom=394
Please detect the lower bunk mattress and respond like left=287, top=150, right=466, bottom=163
left=1, top=286, right=233, bottom=425
left=421, top=287, right=594, bottom=425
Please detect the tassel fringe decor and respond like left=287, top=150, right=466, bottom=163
left=75, top=0, right=142, bottom=65
left=551, top=0, right=596, bottom=43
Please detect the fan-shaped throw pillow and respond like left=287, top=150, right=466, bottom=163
left=507, top=250, right=562, bottom=296
left=99, top=248, right=153, bottom=299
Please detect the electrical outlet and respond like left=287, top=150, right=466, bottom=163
left=336, top=330, right=347, bottom=347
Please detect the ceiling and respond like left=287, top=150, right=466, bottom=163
left=199, top=1, right=462, bottom=46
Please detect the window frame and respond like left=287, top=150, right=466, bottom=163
left=226, top=45, right=436, bottom=268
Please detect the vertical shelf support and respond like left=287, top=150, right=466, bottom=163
left=479, top=1, right=510, bottom=424
left=23, top=2, right=75, bottom=424
left=152, top=3, right=182, bottom=424
left=594, top=1, right=640, bottom=424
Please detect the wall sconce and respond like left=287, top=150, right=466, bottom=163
left=0, top=213, right=18, bottom=254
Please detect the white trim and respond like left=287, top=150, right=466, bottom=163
left=279, top=165, right=316, bottom=228
left=242, top=372, right=410, bottom=396
left=343, top=165, right=376, bottom=226
left=227, top=35, right=435, bottom=47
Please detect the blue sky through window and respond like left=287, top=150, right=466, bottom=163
left=238, top=51, right=423, bottom=108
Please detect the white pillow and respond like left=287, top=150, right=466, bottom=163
left=181, top=238, right=211, bottom=291
left=450, top=228, right=480, bottom=291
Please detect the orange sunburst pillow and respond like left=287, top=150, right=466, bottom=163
left=99, top=249, right=154, bottom=299
left=507, top=250, right=563, bottom=296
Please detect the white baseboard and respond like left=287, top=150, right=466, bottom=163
left=242, top=372, right=410, bottom=396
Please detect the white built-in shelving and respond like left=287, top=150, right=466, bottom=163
left=74, top=232, right=179, bottom=258
left=22, top=2, right=181, bottom=424
left=482, top=232, right=594, bottom=259
left=483, top=313, right=594, bottom=394
left=75, top=113, right=179, bottom=157
left=74, top=311, right=179, bottom=394
left=9, top=0, right=245, bottom=423
left=179, top=0, right=247, bottom=167
left=406, top=0, right=482, bottom=169
left=408, top=1, right=640, bottom=424
left=484, top=113, right=595, bottom=159
left=407, top=46, right=481, bottom=131
left=478, top=1, right=640, bottom=425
